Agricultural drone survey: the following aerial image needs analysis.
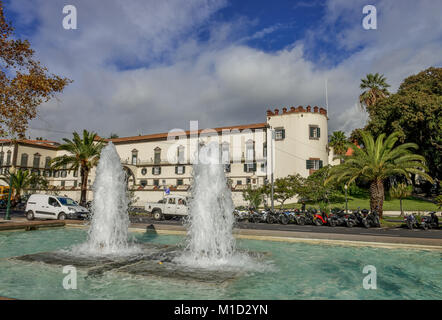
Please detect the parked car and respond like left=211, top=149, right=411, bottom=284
left=145, top=195, right=188, bottom=220
left=25, top=194, right=90, bottom=221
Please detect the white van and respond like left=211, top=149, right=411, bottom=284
left=25, top=194, right=90, bottom=221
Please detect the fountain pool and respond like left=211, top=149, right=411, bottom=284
left=0, top=228, right=441, bottom=300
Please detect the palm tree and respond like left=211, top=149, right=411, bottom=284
left=51, top=130, right=105, bottom=206
left=329, top=131, right=347, bottom=159
left=1, top=169, right=46, bottom=203
left=389, top=182, right=412, bottom=216
left=359, top=73, right=390, bottom=110
left=326, top=131, right=432, bottom=217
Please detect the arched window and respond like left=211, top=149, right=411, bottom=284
left=221, top=142, right=230, bottom=164
left=154, top=147, right=161, bottom=164
left=177, top=145, right=185, bottom=164
left=33, top=153, right=41, bottom=168
left=131, top=149, right=138, bottom=165
left=20, top=153, right=29, bottom=167
left=6, top=150, right=11, bottom=165
left=45, top=156, right=51, bottom=169
left=246, top=139, right=254, bottom=163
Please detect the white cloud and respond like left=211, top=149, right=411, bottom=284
left=5, top=0, right=442, bottom=140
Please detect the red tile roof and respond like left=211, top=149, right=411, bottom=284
left=98, top=123, right=268, bottom=144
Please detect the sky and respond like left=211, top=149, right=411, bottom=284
left=4, top=0, right=442, bottom=141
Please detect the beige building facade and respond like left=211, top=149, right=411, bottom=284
left=0, top=106, right=330, bottom=206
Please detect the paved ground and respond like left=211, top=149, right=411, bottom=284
left=2, top=210, right=441, bottom=247
left=129, top=216, right=442, bottom=240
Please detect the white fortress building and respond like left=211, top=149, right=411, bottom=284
left=0, top=106, right=332, bottom=206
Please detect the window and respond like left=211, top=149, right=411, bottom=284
left=177, top=179, right=183, bottom=186
left=168, top=198, right=176, bottom=204
left=61, top=164, right=67, bottom=177
left=54, top=170, right=60, bottom=178
left=153, top=179, right=159, bottom=186
left=152, top=166, right=161, bottom=175
left=246, top=140, right=254, bottom=163
left=45, top=157, right=51, bottom=169
left=154, top=147, right=161, bottom=164
left=33, top=153, right=41, bottom=168
left=141, top=168, right=147, bottom=175
left=177, top=146, right=185, bottom=164
left=275, top=128, right=285, bottom=141
left=6, top=151, right=11, bottom=165
left=73, top=169, right=78, bottom=177
left=20, top=154, right=28, bottom=167
left=74, top=180, right=77, bottom=188
left=221, top=142, right=230, bottom=164
left=131, top=149, right=138, bottom=165
left=43, top=170, right=51, bottom=178
left=237, top=180, right=242, bottom=185
left=0, top=151, right=3, bottom=166
left=244, top=162, right=256, bottom=172
left=246, top=178, right=251, bottom=184
left=140, top=180, right=147, bottom=187
left=175, top=165, right=185, bottom=175
left=224, top=164, right=231, bottom=173
left=61, top=180, right=65, bottom=187
left=309, top=126, right=320, bottom=139
left=48, top=197, right=59, bottom=207
left=306, top=159, right=323, bottom=170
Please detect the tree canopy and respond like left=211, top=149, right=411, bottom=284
left=364, top=67, right=442, bottom=179
left=0, top=1, right=71, bottom=138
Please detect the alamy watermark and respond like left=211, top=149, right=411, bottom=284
left=362, top=5, right=377, bottom=30
left=362, top=265, right=377, bottom=290
left=62, top=5, right=77, bottom=30
left=62, top=265, right=77, bottom=290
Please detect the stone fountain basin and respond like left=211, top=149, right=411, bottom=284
left=9, top=243, right=265, bottom=285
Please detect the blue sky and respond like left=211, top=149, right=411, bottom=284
left=3, top=0, right=442, bottom=140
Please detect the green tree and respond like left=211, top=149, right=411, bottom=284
left=436, top=195, right=442, bottom=209
left=326, top=131, right=432, bottom=217
left=1, top=169, right=46, bottom=202
left=329, top=131, right=348, bottom=158
left=300, top=166, right=341, bottom=211
left=263, top=174, right=304, bottom=209
left=242, top=186, right=264, bottom=209
left=389, top=182, right=412, bottom=216
left=51, top=130, right=105, bottom=205
left=359, top=73, right=390, bottom=111
left=364, top=67, right=442, bottom=180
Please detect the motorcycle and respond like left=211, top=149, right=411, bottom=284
left=293, top=209, right=306, bottom=225
left=353, top=207, right=371, bottom=228
left=278, top=210, right=296, bottom=225
left=367, top=208, right=381, bottom=227
left=328, top=208, right=347, bottom=227
left=420, top=212, right=439, bottom=230
left=266, top=209, right=280, bottom=224
left=404, top=213, right=419, bottom=230
left=312, top=209, right=332, bottom=226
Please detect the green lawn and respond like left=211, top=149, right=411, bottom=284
left=279, top=196, right=438, bottom=212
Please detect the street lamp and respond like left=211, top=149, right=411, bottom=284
left=344, top=184, right=348, bottom=214
left=5, top=166, right=15, bottom=221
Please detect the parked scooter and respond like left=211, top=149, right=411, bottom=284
left=293, top=209, right=306, bottom=225
left=312, top=209, right=331, bottom=226
left=328, top=208, right=346, bottom=227
left=367, top=207, right=381, bottom=228
left=405, top=213, right=419, bottom=230
left=420, top=212, right=439, bottom=230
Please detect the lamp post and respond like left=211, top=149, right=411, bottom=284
left=344, top=184, right=348, bottom=214
left=5, top=166, right=15, bottom=221
left=270, top=129, right=275, bottom=212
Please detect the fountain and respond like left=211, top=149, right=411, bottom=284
left=11, top=141, right=268, bottom=284
left=72, top=142, right=137, bottom=256
left=175, top=142, right=261, bottom=270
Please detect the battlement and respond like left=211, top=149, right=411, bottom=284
left=266, top=105, right=327, bottom=117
